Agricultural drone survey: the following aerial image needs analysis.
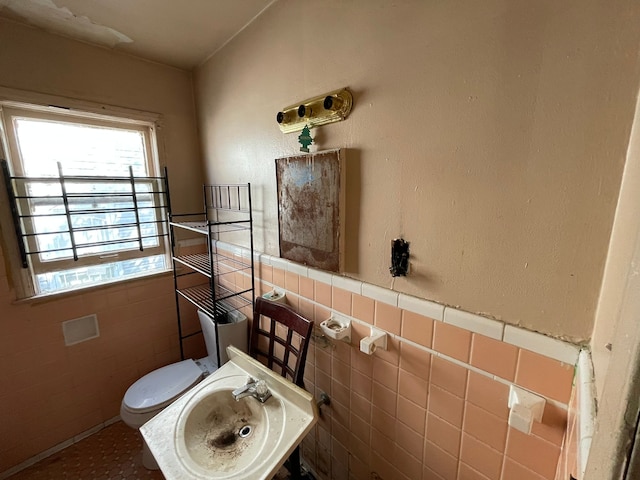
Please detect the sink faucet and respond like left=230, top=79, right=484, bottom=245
left=232, top=377, right=272, bottom=403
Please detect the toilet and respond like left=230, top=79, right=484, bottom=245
left=120, top=308, right=248, bottom=469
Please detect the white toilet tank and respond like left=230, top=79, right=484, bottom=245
left=198, top=307, right=248, bottom=368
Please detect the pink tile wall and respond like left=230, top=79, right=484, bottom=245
left=259, top=262, right=574, bottom=480
left=0, top=244, right=199, bottom=474
left=1, top=242, right=576, bottom=480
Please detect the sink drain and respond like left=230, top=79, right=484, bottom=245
left=238, top=425, right=252, bottom=438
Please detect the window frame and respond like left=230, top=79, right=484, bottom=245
left=0, top=88, right=171, bottom=299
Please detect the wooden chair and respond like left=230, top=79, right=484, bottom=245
left=249, top=296, right=314, bottom=479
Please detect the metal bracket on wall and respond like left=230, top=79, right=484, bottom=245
left=276, top=87, right=353, bottom=133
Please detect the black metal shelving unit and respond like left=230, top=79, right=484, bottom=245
left=2, top=158, right=255, bottom=366
left=169, top=184, right=255, bottom=365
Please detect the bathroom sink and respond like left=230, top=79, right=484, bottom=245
left=175, top=386, right=284, bottom=477
left=140, top=346, right=317, bottom=480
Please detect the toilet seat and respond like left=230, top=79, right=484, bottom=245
left=123, top=359, right=203, bottom=414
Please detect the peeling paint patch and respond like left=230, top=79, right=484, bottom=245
left=0, top=0, right=132, bottom=47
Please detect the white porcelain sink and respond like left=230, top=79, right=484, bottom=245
left=175, top=384, right=283, bottom=477
left=140, top=346, right=317, bottom=480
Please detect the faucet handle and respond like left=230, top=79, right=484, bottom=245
left=255, top=380, right=268, bottom=397
left=254, top=379, right=272, bottom=403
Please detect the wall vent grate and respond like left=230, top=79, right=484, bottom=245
left=62, top=314, right=99, bottom=346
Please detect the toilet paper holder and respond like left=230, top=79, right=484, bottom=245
left=360, top=327, right=387, bottom=355
left=508, top=385, right=546, bottom=434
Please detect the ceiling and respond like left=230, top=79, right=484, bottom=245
left=0, top=0, right=275, bottom=69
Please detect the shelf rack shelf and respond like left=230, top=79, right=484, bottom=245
left=169, top=183, right=255, bottom=363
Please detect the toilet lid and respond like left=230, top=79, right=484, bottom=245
left=123, top=359, right=203, bottom=413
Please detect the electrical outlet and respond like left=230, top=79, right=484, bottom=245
left=389, top=238, right=410, bottom=277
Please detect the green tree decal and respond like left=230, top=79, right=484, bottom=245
left=298, top=125, right=313, bottom=152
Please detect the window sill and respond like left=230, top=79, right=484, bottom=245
left=11, top=269, right=174, bottom=306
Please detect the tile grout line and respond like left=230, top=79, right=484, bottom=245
left=299, top=301, right=564, bottom=477
left=226, top=241, right=582, bottom=363
left=257, top=275, right=570, bottom=411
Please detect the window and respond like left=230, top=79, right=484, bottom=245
left=0, top=102, right=170, bottom=297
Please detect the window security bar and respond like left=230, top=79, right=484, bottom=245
left=1, top=159, right=170, bottom=269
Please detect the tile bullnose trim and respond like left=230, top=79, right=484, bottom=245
left=308, top=268, right=332, bottom=284
left=249, top=247, right=581, bottom=368
left=363, top=283, right=398, bottom=307
left=213, top=239, right=252, bottom=260
left=397, top=293, right=444, bottom=321
left=443, top=307, right=503, bottom=340
left=219, top=241, right=243, bottom=257
left=577, top=350, right=596, bottom=425
left=331, top=274, right=362, bottom=295
left=576, top=349, right=596, bottom=479
left=257, top=253, right=273, bottom=266
left=503, top=325, right=580, bottom=365
left=286, top=262, right=309, bottom=276
left=270, top=256, right=289, bottom=271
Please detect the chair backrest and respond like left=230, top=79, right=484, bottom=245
left=249, top=297, right=314, bottom=388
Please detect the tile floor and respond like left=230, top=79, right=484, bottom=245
left=7, top=422, right=164, bottom=480
left=7, top=421, right=305, bottom=480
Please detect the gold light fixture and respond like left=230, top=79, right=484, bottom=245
left=276, top=87, right=353, bottom=133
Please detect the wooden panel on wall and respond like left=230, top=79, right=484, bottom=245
left=276, top=149, right=345, bottom=272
